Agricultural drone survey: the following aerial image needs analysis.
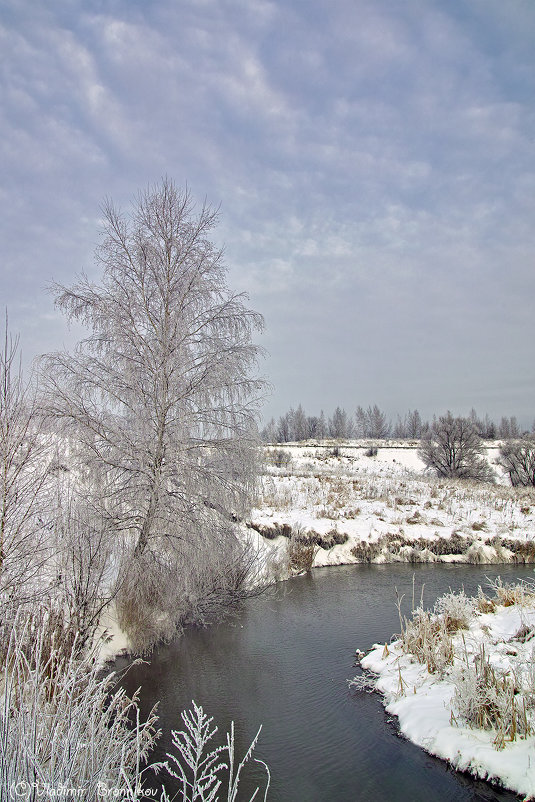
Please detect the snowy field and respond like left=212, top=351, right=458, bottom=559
left=358, top=582, right=535, bottom=799
left=248, top=441, right=535, bottom=576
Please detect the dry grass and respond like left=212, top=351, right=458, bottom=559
left=452, top=644, right=534, bottom=748
left=400, top=608, right=455, bottom=676
left=287, top=531, right=318, bottom=574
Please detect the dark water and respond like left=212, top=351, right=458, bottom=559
left=117, top=563, right=535, bottom=801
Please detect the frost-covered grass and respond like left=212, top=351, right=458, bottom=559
left=251, top=442, right=535, bottom=572
left=165, top=701, right=270, bottom=802
left=355, top=581, right=535, bottom=799
left=0, top=615, right=160, bottom=797
left=1, top=614, right=269, bottom=800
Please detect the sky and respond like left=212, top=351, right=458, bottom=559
left=1, top=0, right=534, bottom=427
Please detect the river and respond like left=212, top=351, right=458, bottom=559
left=117, top=563, right=535, bottom=801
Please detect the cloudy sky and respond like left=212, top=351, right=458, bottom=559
left=2, top=0, right=534, bottom=426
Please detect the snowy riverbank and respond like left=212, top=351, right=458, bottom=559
left=250, top=442, right=535, bottom=571
left=357, top=581, right=535, bottom=800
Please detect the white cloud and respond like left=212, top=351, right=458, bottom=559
left=0, top=0, right=534, bottom=422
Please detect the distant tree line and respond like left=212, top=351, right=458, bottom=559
left=261, top=404, right=531, bottom=444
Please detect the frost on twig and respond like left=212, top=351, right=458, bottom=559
left=348, top=674, right=378, bottom=693
left=165, top=701, right=270, bottom=802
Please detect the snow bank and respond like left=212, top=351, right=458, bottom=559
left=253, top=442, right=535, bottom=569
left=359, top=587, right=535, bottom=799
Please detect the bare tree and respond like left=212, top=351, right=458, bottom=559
left=367, top=404, right=390, bottom=439
left=328, top=406, right=354, bottom=439
left=260, top=417, right=277, bottom=443
left=43, top=179, right=265, bottom=646
left=419, top=412, right=494, bottom=481
left=276, top=410, right=293, bottom=442
left=406, top=409, right=423, bottom=439
left=355, top=405, right=367, bottom=438
left=498, top=415, right=520, bottom=439
left=292, top=404, right=308, bottom=441
left=498, top=438, right=535, bottom=487
left=0, top=316, right=53, bottom=615
left=306, top=411, right=327, bottom=440
left=354, top=405, right=389, bottom=438
left=52, top=487, right=120, bottom=651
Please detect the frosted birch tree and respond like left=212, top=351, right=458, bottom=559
left=43, top=179, right=264, bottom=648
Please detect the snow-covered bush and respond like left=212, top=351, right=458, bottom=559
left=434, top=589, right=475, bottom=632
left=266, top=448, right=293, bottom=469
left=489, top=576, right=535, bottom=608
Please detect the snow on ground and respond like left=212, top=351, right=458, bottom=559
left=93, top=602, right=132, bottom=665
left=358, top=585, right=535, bottom=800
left=249, top=442, right=535, bottom=571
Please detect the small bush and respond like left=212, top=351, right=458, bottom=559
left=434, top=589, right=475, bottom=632
left=476, top=587, right=496, bottom=614
left=499, top=539, right=535, bottom=563
left=413, top=532, right=469, bottom=557
left=365, top=447, right=378, bottom=457
left=312, top=529, right=349, bottom=549
left=287, top=531, right=317, bottom=574
left=248, top=522, right=293, bottom=540
left=267, top=448, right=292, bottom=469
left=351, top=540, right=383, bottom=563
left=489, top=577, right=535, bottom=607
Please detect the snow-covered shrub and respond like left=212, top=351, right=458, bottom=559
left=350, top=539, right=383, bottom=562
left=476, top=586, right=496, bottom=614
left=165, top=701, right=270, bottom=802
left=499, top=538, right=535, bottom=562
left=266, top=448, right=293, bottom=469
left=0, top=618, right=159, bottom=796
left=434, top=589, right=475, bottom=633
left=310, top=528, right=349, bottom=549
left=451, top=644, right=533, bottom=748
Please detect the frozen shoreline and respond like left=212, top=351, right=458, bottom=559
left=358, top=585, right=535, bottom=800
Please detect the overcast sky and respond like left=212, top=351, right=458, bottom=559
left=2, top=0, right=534, bottom=426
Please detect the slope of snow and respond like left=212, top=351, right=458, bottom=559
left=252, top=442, right=535, bottom=571
left=359, top=589, right=535, bottom=799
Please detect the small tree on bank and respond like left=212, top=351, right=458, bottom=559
left=419, top=412, right=494, bottom=482
left=43, top=179, right=265, bottom=648
left=498, top=438, right=535, bottom=487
